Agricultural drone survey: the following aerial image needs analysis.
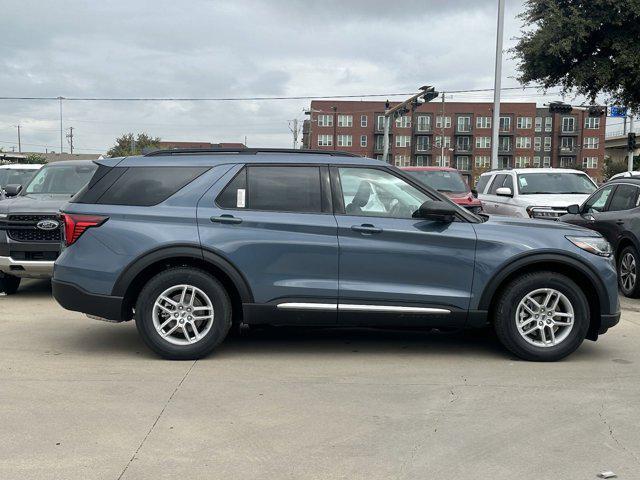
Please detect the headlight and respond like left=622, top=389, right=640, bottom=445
left=0, top=213, right=7, bottom=219
left=566, top=236, right=612, bottom=257
left=527, top=206, right=563, bottom=220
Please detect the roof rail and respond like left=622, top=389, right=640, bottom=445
left=144, top=147, right=361, bottom=157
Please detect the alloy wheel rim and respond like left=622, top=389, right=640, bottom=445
left=515, top=288, right=575, bottom=348
left=620, top=252, right=637, bottom=292
left=152, top=284, right=214, bottom=346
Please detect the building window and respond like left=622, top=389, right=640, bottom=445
left=374, top=135, right=385, bottom=150
left=317, top=114, right=333, bottom=127
left=515, top=156, right=530, bottom=168
left=360, top=135, right=367, bottom=147
left=583, top=156, right=598, bottom=168
left=337, top=134, right=352, bottom=147
left=499, top=116, right=511, bottom=132
left=585, top=117, right=600, bottom=129
left=515, top=137, right=532, bottom=149
left=457, top=116, right=472, bottom=132
left=395, top=115, right=411, bottom=128
left=416, top=115, right=431, bottom=132
left=456, top=136, right=471, bottom=151
left=476, top=116, right=491, bottom=129
left=561, top=116, right=576, bottom=133
left=456, top=156, right=470, bottom=171
left=337, top=114, right=353, bottom=127
left=475, top=155, right=491, bottom=168
left=534, top=137, right=541, bottom=151
left=543, top=156, right=551, bottom=167
left=434, top=135, right=451, bottom=148
left=394, top=155, right=410, bottom=167
left=376, top=115, right=386, bottom=131
left=396, top=135, right=411, bottom=147
left=436, top=116, right=451, bottom=129
left=416, top=136, right=430, bottom=152
left=544, top=117, right=553, bottom=132
left=415, top=155, right=428, bottom=166
left=584, top=137, right=599, bottom=149
left=533, top=156, right=541, bottom=167
left=435, top=155, right=450, bottom=167
left=360, top=115, right=368, bottom=128
left=560, top=157, right=574, bottom=167
left=317, top=134, right=333, bottom=147
left=517, top=116, right=533, bottom=129
left=498, top=156, right=510, bottom=169
left=499, top=136, right=511, bottom=152
left=535, top=117, right=542, bottom=132
left=543, top=137, right=552, bottom=152
left=560, top=137, right=575, bottom=152
left=476, top=137, right=491, bottom=149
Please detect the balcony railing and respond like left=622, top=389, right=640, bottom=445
left=498, top=144, right=513, bottom=154
left=455, top=143, right=472, bottom=153
left=559, top=145, right=578, bottom=155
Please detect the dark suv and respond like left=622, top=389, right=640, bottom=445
left=52, top=148, right=620, bottom=361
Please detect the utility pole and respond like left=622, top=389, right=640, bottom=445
left=628, top=114, right=635, bottom=172
left=58, top=96, right=64, bottom=155
left=66, top=127, right=74, bottom=154
left=491, top=0, right=506, bottom=170
left=440, top=92, right=446, bottom=162
left=382, top=86, right=439, bottom=164
left=288, top=119, right=300, bottom=149
left=16, top=125, right=21, bottom=153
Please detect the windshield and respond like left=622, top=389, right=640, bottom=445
left=25, top=164, right=97, bottom=195
left=516, top=172, right=596, bottom=195
left=0, top=169, right=39, bottom=189
left=407, top=170, right=469, bottom=194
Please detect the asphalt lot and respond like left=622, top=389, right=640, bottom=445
left=1, top=280, right=640, bottom=480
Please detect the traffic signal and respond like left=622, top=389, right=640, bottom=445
left=588, top=106, right=605, bottom=116
left=549, top=102, right=573, bottom=114
left=421, top=86, right=439, bottom=103
left=628, top=132, right=637, bottom=151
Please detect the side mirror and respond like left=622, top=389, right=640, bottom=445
left=413, top=200, right=457, bottom=222
left=3, top=184, right=22, bottom=197
left=496, top=187, right=513, bottom=197
left=471, top=189, right=478, bottom=198
left=566, top=204, right=580, bottom=215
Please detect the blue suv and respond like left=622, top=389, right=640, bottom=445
left=52, top=148, right=620, bottom=361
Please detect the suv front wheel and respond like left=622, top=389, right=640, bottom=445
left=0, top=274, right=21, bottom=295
left=493, top=271, right=589, bottom=361
left=135, top=268, right=232, bottom=360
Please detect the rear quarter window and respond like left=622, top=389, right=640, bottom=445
left=475, top=175, right=490, bottom=193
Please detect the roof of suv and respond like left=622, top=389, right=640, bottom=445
left=480, top=168, right=587, bottom=176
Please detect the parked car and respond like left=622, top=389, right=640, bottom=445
left=0, top=164, right=43, bottom=200
left=560, top=177, right=640, bottom=297
left=401, top=166, right=482, bottom=213
left=0, top=160, right=97, bottom=294
left=477, top=168, right=597, bottom=219
left=52, top=148, right=619, bottom=362
left=608, top=171, right=640, bottom=182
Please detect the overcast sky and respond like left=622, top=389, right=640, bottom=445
left=0, top=0, right=597, bottom=154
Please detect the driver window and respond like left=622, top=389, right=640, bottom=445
left=584, top=185, right=614, bottom=213
left=338, top=167, right=429, bottom=218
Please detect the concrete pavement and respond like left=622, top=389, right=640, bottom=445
left=1, top=279, right=639, bottom=479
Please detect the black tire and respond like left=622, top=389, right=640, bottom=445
left=493, top=271, right=590, bottom=362
left=0, top=274, right=21, bottom=295
left=618, top=245, right=640, bottom=298
left=135, top=268, right=232, bottom=360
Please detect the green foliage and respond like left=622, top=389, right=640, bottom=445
left=24, top=153, right=47, bottom=164
left=107, top=133, right=161, bottom=157
left=603, top=155, right=640, bottom=179
left=514, top=0, right=640, bottom=111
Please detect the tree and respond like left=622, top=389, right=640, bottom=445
left=514, top=1, right=640, bottom=111
left=603, top=155, right=640, bottom=180
left=24, top=153, right=47, bottom=164
left=107, top=133, right=161, bottom=157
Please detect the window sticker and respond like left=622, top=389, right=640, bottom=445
left=519, top=177, right=528, bottom=187
left=237, top=188, right=246, bottom=208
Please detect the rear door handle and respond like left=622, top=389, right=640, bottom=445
left=616, top=220, right=625, bottom=225
left=210, top=215, right=243, bottom=225
left=351, top=224, right=382, bottom=234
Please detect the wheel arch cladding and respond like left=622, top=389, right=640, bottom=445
left=114, top=245, right=253, bottom=323
left=479, top=253, right=606, bottom=341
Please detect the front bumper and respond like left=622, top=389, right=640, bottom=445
left=0, top=256, right=54, bottom=278
left=599, top=311, right=621, bottom=334
left=52, top=279, right=126, bottom=322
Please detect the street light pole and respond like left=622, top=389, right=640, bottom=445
left=491, top=0, right=506, bottom=170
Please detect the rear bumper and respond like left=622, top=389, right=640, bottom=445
left=52, top=279, right=126, bottom=321
left=0, top=256, right=54, bottom=278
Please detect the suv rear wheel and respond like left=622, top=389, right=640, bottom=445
left=618, top=245, right=640, bottom=298
left=0, top=274, right=21, bottom=295
left=493, top=271, right=589, bottom=361
left=135, top=268, right=232, bottom=360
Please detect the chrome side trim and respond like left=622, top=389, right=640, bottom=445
left=338, top=304, right=450, bottom=314
left=276, top=302, right=338, bottom=311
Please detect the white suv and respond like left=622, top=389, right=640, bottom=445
left=477, top=168, right=597, bottom=220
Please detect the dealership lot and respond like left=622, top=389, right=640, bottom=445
left=2, top=280, right=640, bottom=480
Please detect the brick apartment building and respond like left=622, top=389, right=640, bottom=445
left=303, top=100, right=606, bottom=184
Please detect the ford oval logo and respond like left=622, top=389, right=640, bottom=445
left=36, top=219, right=60, bottom=231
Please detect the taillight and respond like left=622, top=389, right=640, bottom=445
left=60, top=213, right=108, bottom=246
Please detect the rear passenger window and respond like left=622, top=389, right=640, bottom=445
left=97, top=167, right=208, bottom=206
left=475, top=175, right=490, bottom=193
left=216, top=166, right=322, bottom=213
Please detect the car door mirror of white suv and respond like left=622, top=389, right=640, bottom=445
left=496, top=187, right=513, bottom=197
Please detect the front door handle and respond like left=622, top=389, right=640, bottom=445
left=616, top=220, right=625, bottom=225
left=351, top=224, right=383, bottom=234
left=210, top=215, right=243, bottom=225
